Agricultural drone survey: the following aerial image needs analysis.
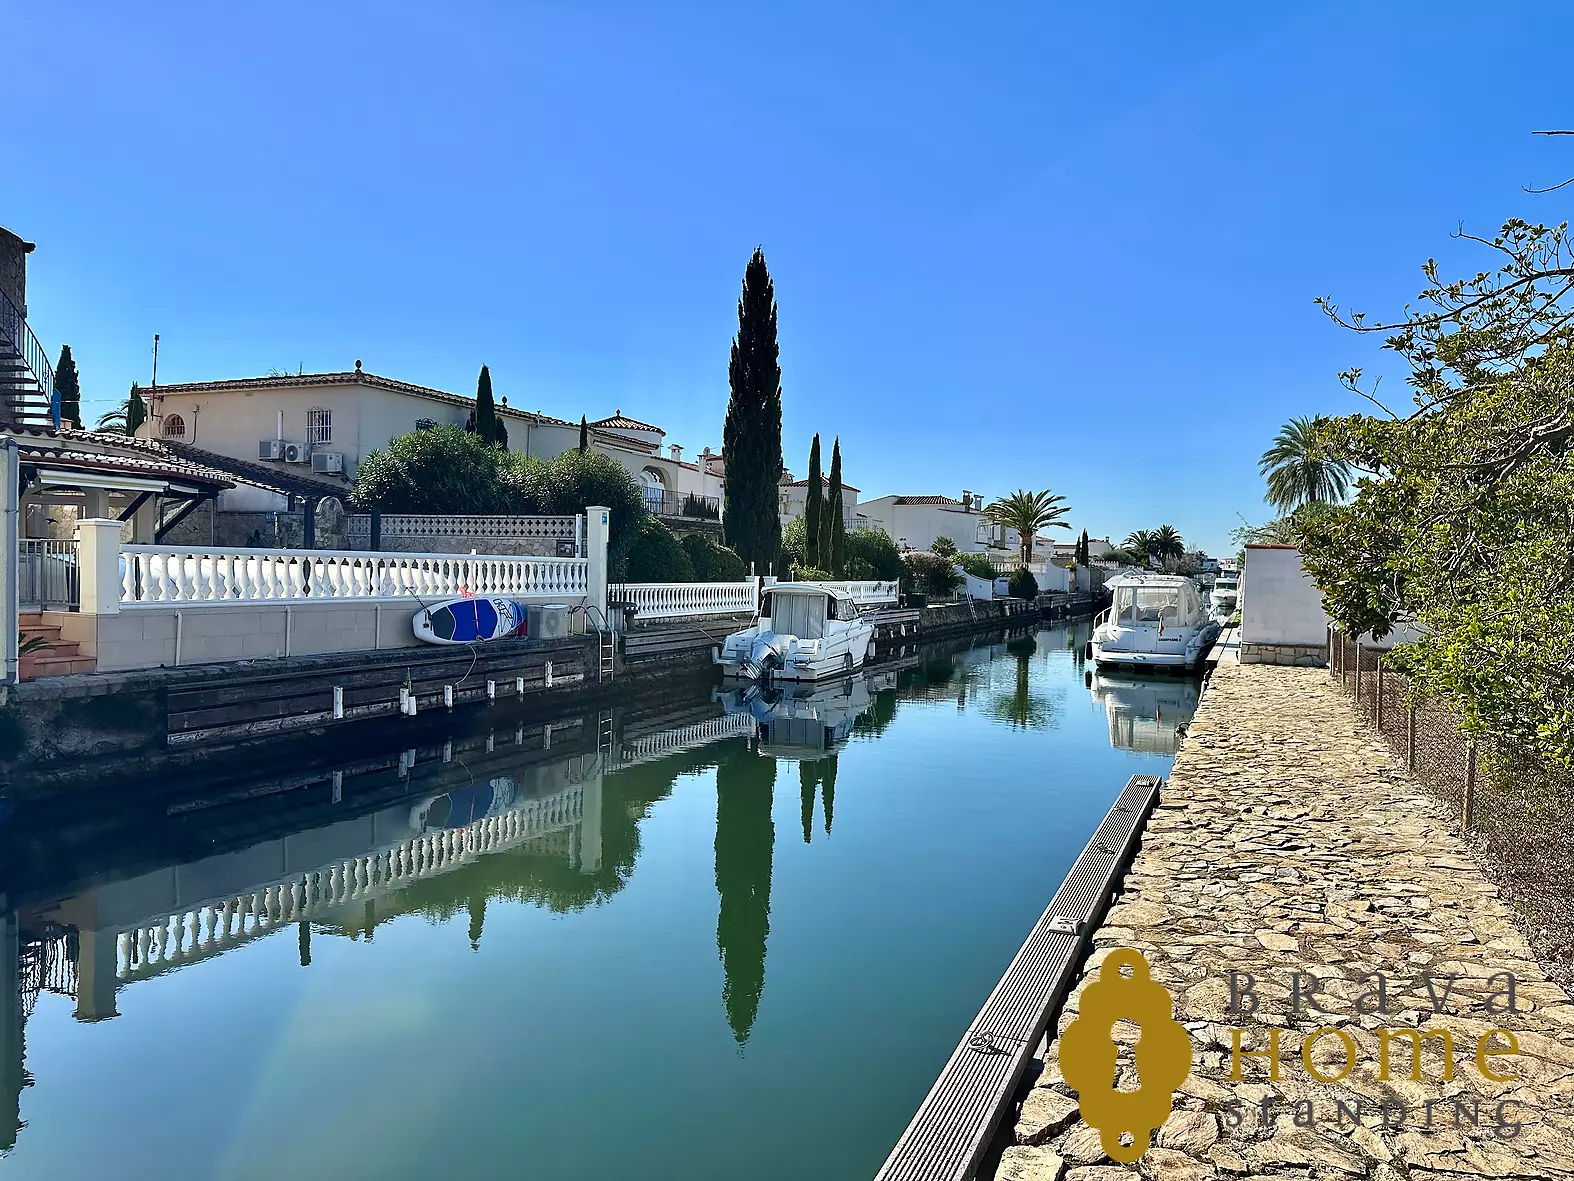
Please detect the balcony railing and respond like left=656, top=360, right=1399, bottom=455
left=646, top=490, right=721, bottom=520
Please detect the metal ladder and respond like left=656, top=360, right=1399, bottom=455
left=597, top=628, right=616, bottom=683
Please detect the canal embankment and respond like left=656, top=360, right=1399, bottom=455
left=0, top=590, right=1085, bottom=775
left=992, top=661, right=1574, bottom=1180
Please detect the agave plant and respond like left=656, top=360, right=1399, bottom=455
left=982, top=489, right=1073, bottom=565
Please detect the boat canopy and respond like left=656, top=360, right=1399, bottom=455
left=1109, top=577, right=1205, bottom=628
left=761, top=585, right=858, bottom=639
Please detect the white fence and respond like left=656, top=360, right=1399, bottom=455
left=813, top=580, right=900, bottom=605
left=121, top=545, right=589, bottom=605
left=347, top=513, right=580, bottom=543
left=610, top=580, right=759, bottom=621
left=607, top=578, right=899, bottom=623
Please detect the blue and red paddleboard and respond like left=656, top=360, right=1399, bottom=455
left=413, top=598, right=530, bottom=645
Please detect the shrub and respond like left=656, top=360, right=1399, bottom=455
left=681, top=533, right=748, bottom=581
left=514, top=449, right=647, bottom=548
left=681, top=493, right=720, bottom=520
left=843, top=527, right=903, bottom=582
left=902, top=551, right=962, bottom=598
left=955, top=552, right=997, bottom=581
left=1008, top=567, right=1040, bottom=600
left=929, top=536, right=959, bottom=559
left=792, top=565, right=833, bottom=581
left=780, top=516, right=809, bottom=572
left=620, top=517, right=695, bottom=583
left=352, top=425, right=506, bottom=514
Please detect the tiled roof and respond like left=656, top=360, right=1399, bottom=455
left=891, top=495, right=965, bottom=506
left=161, top=441, right=349, bottom=498
left=590, top=411, right=665, bottom=434
left=147, top=369, right=575, bottom=427
left=13, top=438, right=235, bottom=491
left=780, top=476, right=862, bottom=493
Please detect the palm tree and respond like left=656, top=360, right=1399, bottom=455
left=1123, top=529, right=1154, bottom=559
left=96, top=382, right=146, bottom=435
left=982, top=489, right=1073, bottom=565
left=1258, top=416, right=1351, bottom=511
left=1151, top=524, right=1185, bottom=562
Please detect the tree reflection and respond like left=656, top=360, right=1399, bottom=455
left=985, top=635, right=1066, bottom=730
left=797, top=754, right=839, bottom=843
left=714, top=740, right=776, bottom=1045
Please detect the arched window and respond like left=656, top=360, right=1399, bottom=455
left=641, top=467, right=666, bottom=512
left=306, top=407, right=332, bottom=445
left=162, top=414, right=186, bottom=440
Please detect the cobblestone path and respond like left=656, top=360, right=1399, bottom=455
left=997, top=662, right=1574, bottom=1181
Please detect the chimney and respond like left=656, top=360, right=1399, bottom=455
left=670, top=444, right=683, bottom=461
left=963, top=490, right=973, bottom=511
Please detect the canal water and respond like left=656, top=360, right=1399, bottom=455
left=0, top=622, right=1197, bottom=1181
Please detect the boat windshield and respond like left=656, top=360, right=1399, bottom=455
left=767, top=592, right=827, bottom=639
left=1114, top=585, right=1193, bottom=627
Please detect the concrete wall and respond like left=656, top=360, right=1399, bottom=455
left=60, top=602, right=431, bottom=672
left=1240, top=544, right=1328, bottom=647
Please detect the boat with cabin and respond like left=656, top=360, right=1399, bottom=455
left=713, top=583, right=876, bottom=681
left=1088, top=574, right=1220, bottom=671
left=1209, top=566, right=1241, bottom=620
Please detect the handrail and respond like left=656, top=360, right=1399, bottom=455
left=0, top=285, right=55, bottom=409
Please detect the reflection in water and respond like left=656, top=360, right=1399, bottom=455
left=715, top=742, right=776, bottom=1045
left=1086, top=670, right=1201, bottom=754
left=0, top=625, right=1192, bottom=1170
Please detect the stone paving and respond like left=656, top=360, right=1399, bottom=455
left=996, top=662, right=1574, bottom=1181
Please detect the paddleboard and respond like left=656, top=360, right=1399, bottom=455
left=413, top=597, right=531, bottom=645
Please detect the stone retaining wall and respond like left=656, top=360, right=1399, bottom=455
left=995, top=662, right=1574, bottom=1181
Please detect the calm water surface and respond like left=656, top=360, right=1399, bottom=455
left=0, top=623, right=1197, bottom=1180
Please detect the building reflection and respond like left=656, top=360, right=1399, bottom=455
left=1085, top=669, right=1201, bottom=754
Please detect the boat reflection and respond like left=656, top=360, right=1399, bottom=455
left=716, top=670, right=895, bottom=759
left=1086, top=669, right=1201, bottom=755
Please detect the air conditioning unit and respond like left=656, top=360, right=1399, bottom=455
left=282, top=441, right=309, bottom=464
left=258, top=439, right=284, bottom=460
left=528, top=604, right=573, bottom=641
left=310, top=451, right=344, bottom=475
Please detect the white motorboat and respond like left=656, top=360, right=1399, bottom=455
left=717, top=670, right=895, bottom=757
left=713, top=583, right=876, bottom=682
left=1209, top=569, right=1241, bottom=619
left=1088, top=574, right=1220, bottom=671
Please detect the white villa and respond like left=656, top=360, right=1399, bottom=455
left=859, top=492, right=1037, bottom=556
left=778, top=474, right=869, bottom=532
left=138, top=367, right=726, bottom=523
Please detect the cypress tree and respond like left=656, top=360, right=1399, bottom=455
left=825, top=438, right=845, bottom=576
left=126, top=381, right=147, bottom=435
left=1079, top=528, right=1090, bottom=566
left=722, top=248, right=783, bottom=572
left=54, top=345, right=81, bottom=429
left=804, top=434, right=822, bottom=568
left=469, top=365, right=502, bottom=447
left=578, top=415, right=589, bottom=453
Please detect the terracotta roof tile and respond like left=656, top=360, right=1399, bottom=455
left=147, top=369, right=575, bottom=427
left=590, top=411, right=666, bottom=434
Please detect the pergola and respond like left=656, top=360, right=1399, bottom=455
left=11, top=431, right=235, bottom=543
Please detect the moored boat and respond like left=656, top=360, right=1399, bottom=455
left=1088, top=574, right=1219, bottom=671
left=713, top=583, right=875, bottom=681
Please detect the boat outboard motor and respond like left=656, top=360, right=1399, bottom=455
left=742, top=633, right=787, bottom=681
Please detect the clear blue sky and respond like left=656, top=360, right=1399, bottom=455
left=6, top=2, right=1570, bottom=554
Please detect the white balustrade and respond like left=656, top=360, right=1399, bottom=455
left=812, top=580, right=900, bottom=605
left=115, top=783, right=584, bottom=982
left=608, top=580, right=760, bottom=621
left=119, top=545, right=589, bottom=606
